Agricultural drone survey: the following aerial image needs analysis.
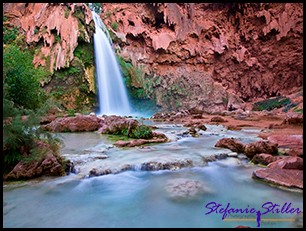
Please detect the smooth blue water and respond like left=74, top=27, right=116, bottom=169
left=92, top=11, right=131, bottom=116
left=3, top=124, right=303, bottom=228
left=3, top=166, right=303, bottom=228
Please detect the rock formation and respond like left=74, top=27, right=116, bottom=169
left=3, top=3, right=97, bottom=112
left=102, top=3, right=303, bottom=112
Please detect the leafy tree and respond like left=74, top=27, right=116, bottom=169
left=3, top=43, right=63, bottom=175
left=3, top=44, right=46, bottom=110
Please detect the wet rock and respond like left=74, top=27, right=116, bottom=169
left=288, top=148, right=303, bottom=157
left=65, top=160, right=77, bottom=174
left=4, top=141, right=66, bottom=180
left=42, top=115, right=102, bottom=132
left=251, top=153, right=285, bottom=166
left=227, top=152, right=238, bottom=157
left=165, top=178, right=206, bottom=201
left=140, top=160, right=193, bottom=171
left=202, top=153, right=228, bottom=163
left=267, top=134, right=303, bottom=157
left=98, top=115, right=140, bottom=135
left=252, top=168, right=303, bottom=189
left=192, top=114, right=203, bottom=119
left=281, top=113, right=303, bottom=125
left=114, top=135, right=168, bottom=147
left=227, top=125, right=242, bottom=131
left=244, top=141, right=278, bottom=159
left=267, top=156, right=303, bottom=170
left=215, top=138, right=245, bottom=153
left=89, top=168, right=112, bottom=177
left=210, top=116, right=227, bottom=122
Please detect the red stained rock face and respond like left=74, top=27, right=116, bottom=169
left=42, top=114, right=102, bottom=132
left=252, top=168, right=303, bottom=189
left=251, top=153, right=285, bottom=166
left=215, top=138, right=245, bottom=153
left=267, top=134, right=303, bottom=157
left=244, top=141, right=278, bottom=158
left=102, top=3, right=303, bottom=112
left=3, top=3, right=94, bottom=73
left=267, top=156, right=303, bottom=170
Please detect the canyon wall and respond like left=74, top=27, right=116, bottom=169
left=102, top=3, right=303, bottom=113
left=3, top=3, right=97, bottom=112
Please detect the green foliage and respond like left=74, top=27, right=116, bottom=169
left=74, top=43, right=94, bottom=68
left=54, top=34, right=61, bottom=43
left=111, top=21, right=119, bottom=31
left=73, top=7, right=85, bottom=24
left=130, top=125, right=153, bottom=139
left=3, top=17, right=19, bottom=44
left=64, top=8, right=70, bottom=19
left=3, top=45, right=46, bottom=110
left=67, top=109, right=76, bottom=117
left=34, top=28, right=39, bottom=35
left=282, top=102, right=298, bottom=112
left=293, top=108, right=303, bottom=114
left=105, top=11, right=112, bottom=18
left=253, top=96, right=291, bottom=111
left=3, top=37, right=64, bottom=175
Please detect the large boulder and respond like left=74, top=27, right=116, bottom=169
left=215, top=138, right=245, bottom=153
left=251, top=153, right=285, bottom=166
left=252, top=168, right=303, bottom=189
left=267, top=156, right=303, bottom=170
left=98, top=115, right=140, bottom=135
left=4, top=141, right=66, bottom=180
left=42, top=114, right=102, bottom=132
left=244, top=141, right=278, bottom=159
left=267, top=134, right=303, bottom=157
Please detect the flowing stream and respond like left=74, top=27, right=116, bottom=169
left=3, top=123, right=303, bottom=228
left=92, top=11, right=131, bottom=116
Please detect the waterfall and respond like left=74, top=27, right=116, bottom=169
left=91, top=11, right=131, bottom=116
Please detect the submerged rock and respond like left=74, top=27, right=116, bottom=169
left=140, top=160, right=193, bottom=171
left=165, top=178, right=207, bottom=201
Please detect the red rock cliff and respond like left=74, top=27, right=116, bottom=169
left=3, top=3, right=95, bottom=73
left=102, top=3, right=303, bottom=112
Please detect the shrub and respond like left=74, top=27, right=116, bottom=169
left=3, top=44, right=46, bottom=110
left=252, top=96, right=291, bottom=111
left=130, top=125, right=153, bottom=139
left=111, top=21, right=118, bottom=31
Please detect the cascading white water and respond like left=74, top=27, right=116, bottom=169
left=91, top=11, right=131, bottom=116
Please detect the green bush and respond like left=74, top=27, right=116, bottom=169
left=252, top=96, right=291, bottom=111
left=3, top=43, right=63, bottom=175
left=3, top=45, right=46, bottom=110
left=130, top=125, right=153, bottom=139
left=111, top=21, right=119, bottom=31
left=3, top=17, right=19, bottom=44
